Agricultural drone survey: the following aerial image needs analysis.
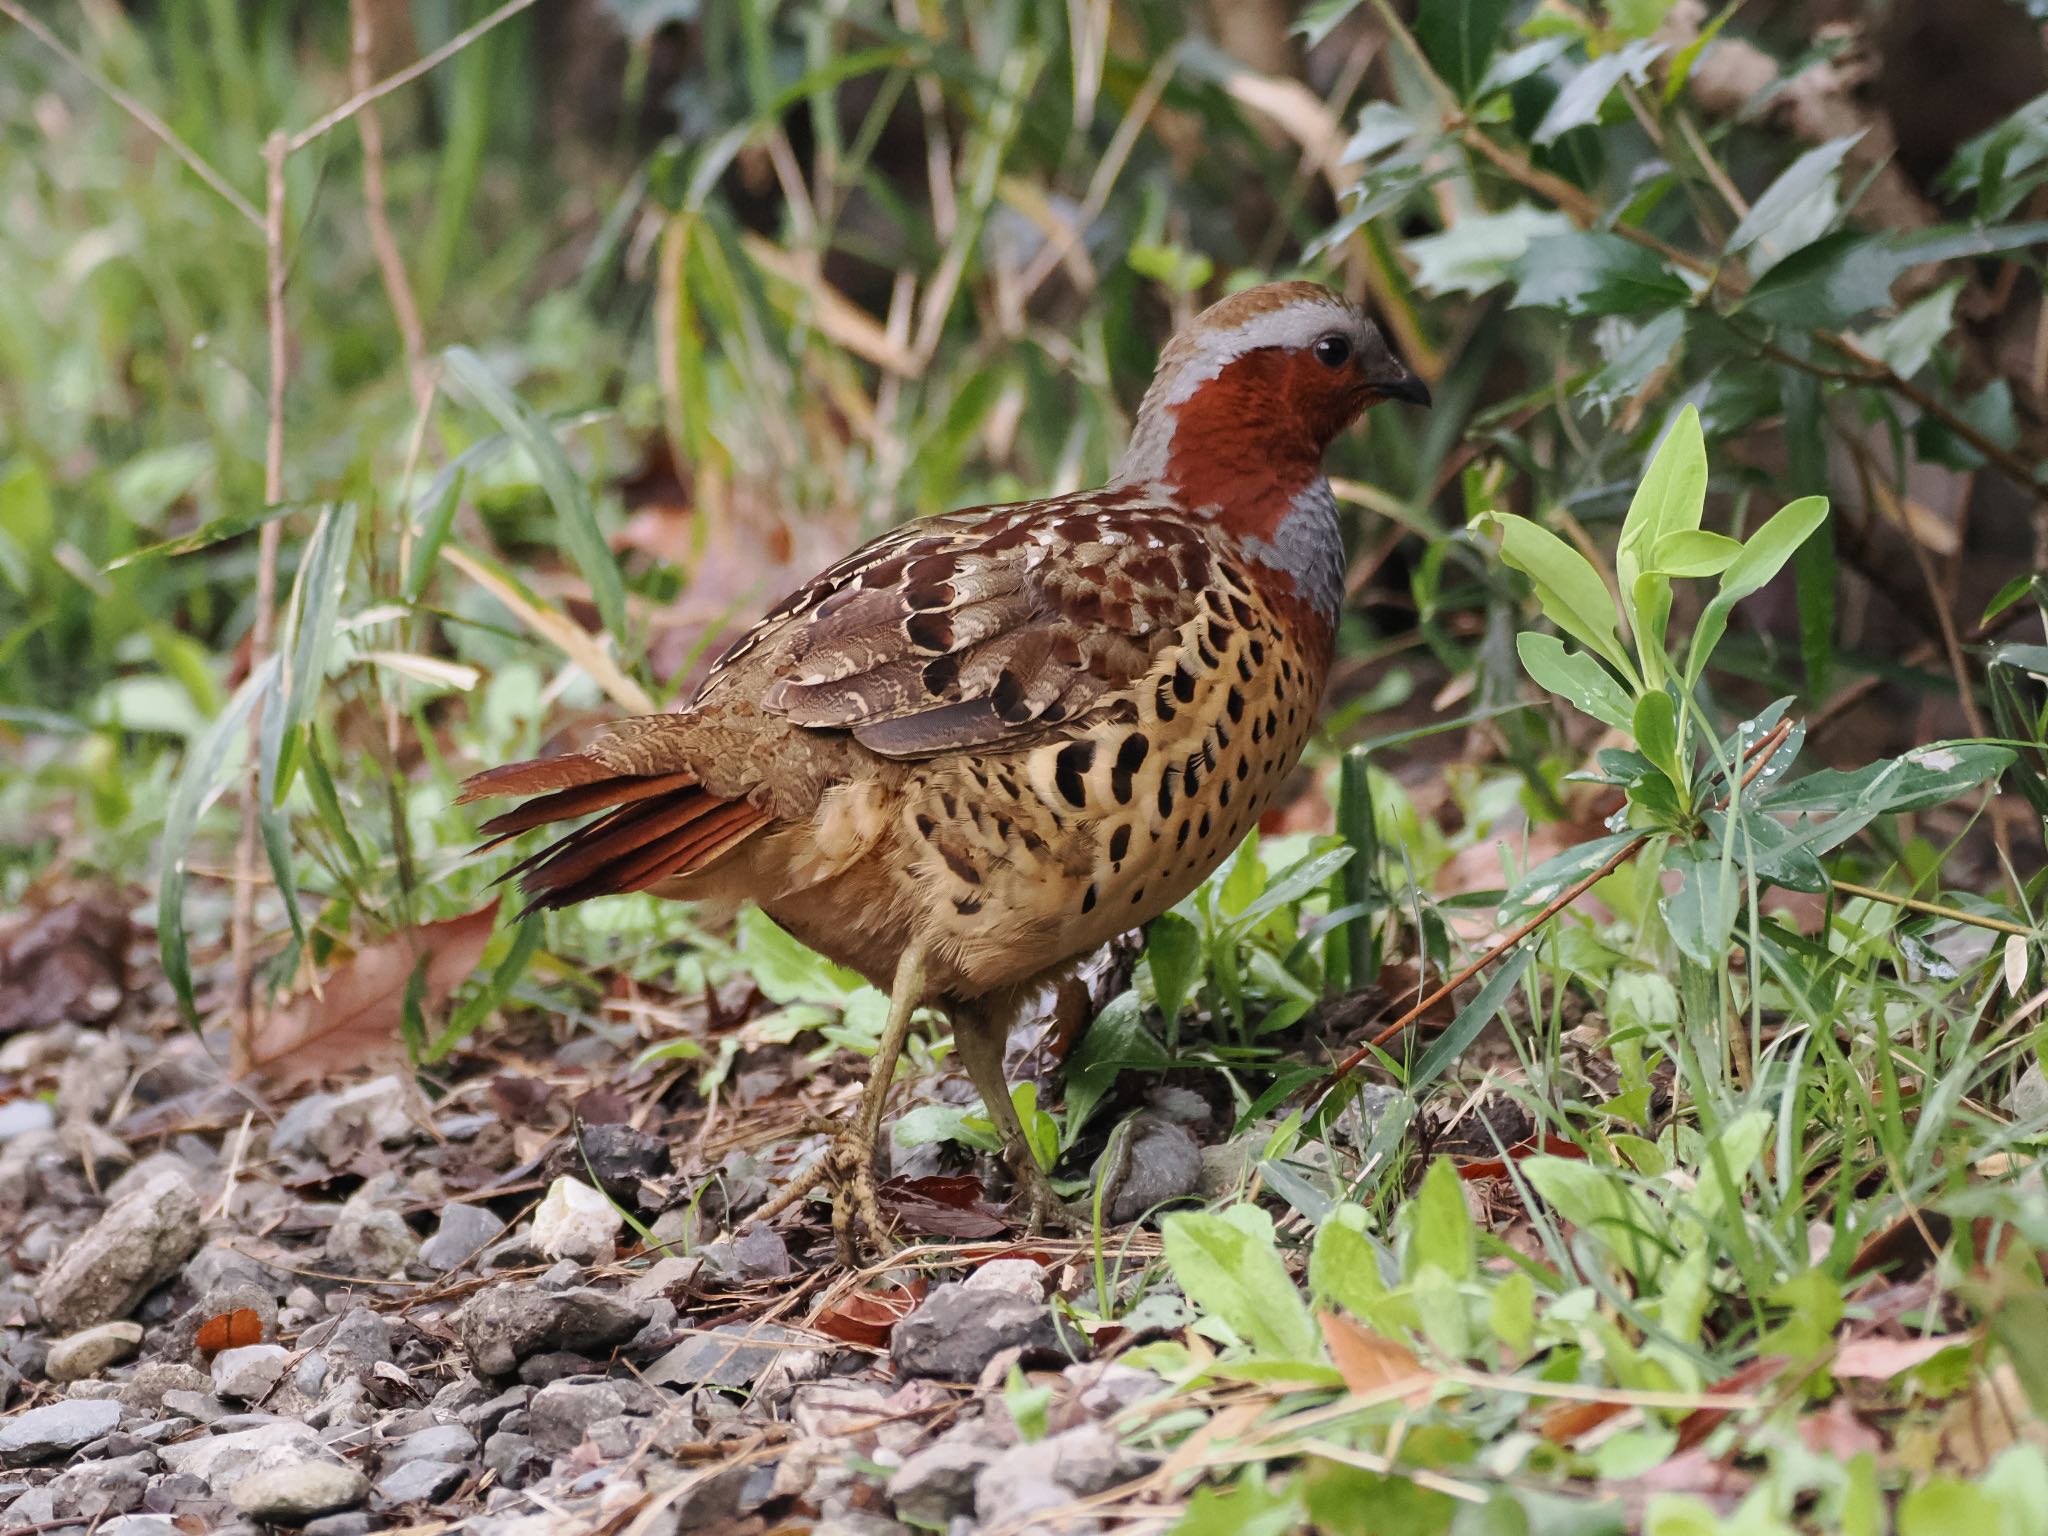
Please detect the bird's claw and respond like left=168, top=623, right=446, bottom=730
left=749, top=1128, right=891, bottom=1264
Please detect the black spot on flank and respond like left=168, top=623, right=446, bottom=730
left=923, top=653, right=960, bottom=694
left=1226, top=687, right=1245, bottom=723
left=1215, top=723, right=1231, bottom=749
left=1176, top=819, right=1191, bottom=847
left=1236, top=757, right=1250, bottom=781
left=954, top=895, right=983, bottom=915
left=906, top=611, right=953, bottom=651
left=1054, top=741, right=1093, bottom=807
left=1130, top=886, right=1147, bottom=906
left=1157, top=776, right=1175, bottom=816
left=1264, top=709, right=1279, bottom=738
left=1249, top=638, right=1266, bottom=665
left=991, top=669, right=1025, bottom=720
left=1117, top=733, right=1150, bottom=776
left=1172, top=664, right=1197, bottom=704
left=940, top=790, right=960, bottom=819
left=1082, top=884, right=1098, bottom=913
left=1109, top=825, right=1131, bottom=864
left=1199, top=811, right=1212, bottom=839
left=994, top=815, right=1013, bottom=839
left=1154, top=678, right=1177, bottom=721
left=1237, top=654, right=1254, bottom=683
left=940, top=845, right=981, bottom=884
left=1183, top=759, right=1202, bottom=796
left=1204, top=589, right=1229, bottom=619
left=1229, top=594, right=1256, bottom=627
left=1251, top=717, right=1265, bottom=744
left=1206, top=618, right=1230, bottom=652
left=915, top=813, right=936, bottom=838
left=1219, top=781, right=1233, bottom=808
left=1197, top=639, right=1219, bottom=669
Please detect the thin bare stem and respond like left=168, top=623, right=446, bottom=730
left=350, top=0, right=432, bottom=410
left=1828, top=880, right=2035, bottom=938
left=0, top=0, right=262, bottom=229
left=229, top=133, right=293, bottom=1066
left=288, top=0, right=542, bottom=154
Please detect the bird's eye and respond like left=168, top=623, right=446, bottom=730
left=1312, top=334, right=1352, bottom=369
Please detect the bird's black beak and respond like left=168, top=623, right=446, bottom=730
left=1374, top=366, right=1431, bottom=408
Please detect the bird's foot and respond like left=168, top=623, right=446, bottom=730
left=1008, top=1151, right=1087, bottom=1236
left=749, top=1127, right=890, bottom=1265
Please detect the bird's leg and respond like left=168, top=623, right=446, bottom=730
left=750, top=945, right=927, bottom=1262
left=951, top=1007, right=1080, bottom=1235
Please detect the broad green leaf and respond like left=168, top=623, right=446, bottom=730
left=1617, top=406, right=1707, bottom=601
left=1728, top=133, right=1861, bottom=263
left=1632, top=690, right=1679, bottom=785
left=1686, top=1109, right=1770, bottom=1226
left=1854, top=279, right=1962, bottom=379
left=1308, top=1205, right=1391, bottom=1316
left=1475, top=512, right=1635, bottom=682
left=1995, top=644, right=2048, bottom=681
left=1898, top=1481, right=2002, bottom=1536
left=443, top=345, right=629, bottom=647
left=1404, top=206, right=1575, bottom=297
left=1161, top=1205, right=1320, bottom=1361
left=1517, top=632, right=1634, bottom=731
left=1686, top=496, right=1829, bottom=688
left=1661, top=840, right=1739, bottom=970
left=1144, top=912, right=1201, bottom=1029
left=1584, top=309, right=1686, bottom=418
left=1231, top=846, right=1353, bottom=933
left=1500, top=832, right=1639, bottom=921
left=1649, top=530, right=1741, bottom=577
left=1741, top=231, right=1902, bottom=327
left=1414, top=0, right=1516, bottom=102
left=1509, top=232, right=1691, bottom=317
left=736, top=906, right=870, bottom=1004
left=1522, top=1157, right=1666, bottom=1279
left=1408, top=1156, right=1476, bottom=1281
left=1062, top=991, right=1168, bottom=1140
left=1533, top=39, right=1663, bottom=144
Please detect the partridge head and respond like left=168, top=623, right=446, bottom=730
left=459, top=280, right=1428, bottom=1253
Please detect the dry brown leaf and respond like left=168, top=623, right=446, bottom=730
left=1317, top=1310, right=1433, bottom=1407
left=241, top=901, right=499, bottom=1084
left=440, top=545, right=653, bottom=714
left=1833, top=1333, right=1968, bottom=1380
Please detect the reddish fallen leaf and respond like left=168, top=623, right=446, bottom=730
left=1797, top=1398, right=1884, bottom=1460
left=196, top=1307, right=264, bottom=1355
left=1675, top=1355, right=1792, bottom=1453
left=1456, top=1135, right=1587, bottom=1181
left=876, top=1175, right=1010, bottom=1238
left=240, top=903, right=499, bottom=1084
left=1834, top=1333, right=1968, bottom=1380
left=1540, top=1396, right=1630, bottom=1444
left=813, top=1280, right=928, bottom=1348
left=0, top=891, right=130, bottom=1034
left=1318, top=1311, right=1433, bottom=1406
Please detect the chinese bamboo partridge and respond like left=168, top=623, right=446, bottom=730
left=459, top=281, right=1428, bottom=1252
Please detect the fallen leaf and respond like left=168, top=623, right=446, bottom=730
left=0, top=891, right=130, bottom=1035
left=240, top=902, right=499, bottom=1084
left=1675, top=1355, right=1793, bottom=1452
left=1833, top=1333, right=1969, bottom=1380
left=1540, top=1396, right=1631, bottom=1444
left=812, top=1280, right=927, bottom=1348
left=1457, top=1135, right=1587, bottom=1182
left=196, top=1307, right=264, bottom=1355
left=1796, top=1398, right=1883, bottom=1460
left=877, top=1175, right=1010, bottom=1238
left=1317, top=1311, right=1433, bottom=1406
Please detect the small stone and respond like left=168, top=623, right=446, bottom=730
left=157, top=1422, right=333, bottom=1495
left=454, top=1283, right=648, bottom=1379
left=98, top=1517, right=181, bottom=1536
left=230, top=1461, right=370, bottom=1524
left=0, top=1397, right=121, bottom=1466
left=45, top=1320, right=143, bottom=1382
left=161, top=1387, right=227, bottom=1423
left=372, top=1458, right=467, bottom=1508
left=212, top=1343, right=291, bottom=1402
left=416, top=1203, right=506, bottom=1273
left=1091, top=1114, right=1202, bottom=1224
left=625, top=1254, right=702, bottom=1302
left=699, top=1224, right=792, bottom=1283
left=121, top=1360, right=212, bottom=1410
left=0, top=1100, right=54, bottom=1142
left=302, top=1514, right=378, bottom=1536
left=574, top=1122, right=672, bottom=1200
left=526, top=1377, right=670, bottom=1457
left=50, top=1449, right=153, bottom=1520
left=482, top=1430, right=544, bottom=1488
left=888, top=1440, right=995, bottom=1529
left=457, top=1385, right=530, bottom=1437
left=324, top=1181, right=419, bottom=1276
left=270, top=1075, right=420, bottom=1164
left=530, top=1176, right=621, bottom=1264
left=892, top=1280, right=1079, bottom=1381
left=379, top=1422, right=476, bottom=1469
left=536, top=1258, right=581, bottom=1290
left=963, top=1259, right=1048, bottom=1300
left=645, top=1321, right=821, bottom=1390
left=290, top=1351, right=330, bottom=1399
left=974, top=1423, right=1144, bottom=1525
left=308, top=1307, right=394, bottom=1369
left=33, top=1169, right=203, bottom=1331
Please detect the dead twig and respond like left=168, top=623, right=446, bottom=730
left=350, top=0, right=432, bottom=410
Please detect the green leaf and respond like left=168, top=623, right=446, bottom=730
left=1661, top=839, right=1739, bottom=970
left=1144, top=912, right=1201, bottom=1031
left=1686, top=496, right=1829, bottom=688
left=1741, top=231, right=1903, bottom=328
left=1509, top=232, right=1691, bottom=317
left=1500, top=832, right=1638, bottom=921
left=1404, top=206, right=1575, bottom=297
left=443, top=345, right=629, bottom=647
left=1616, top=407, right=1706, bottom=606
left=159, top=657, right=277, bottom=1030
left=1475, top=512, right=1636, bottom=682
left=1533, top=39, right=1663, bottom=144
left=1414, top=0, right=1516, bottom=103
left=1728, top=133, right=1861, bottom=261
left=1062, top=991, right=1168, bottom=1140
left=1648, top=530, right=1741, bottom=578
left=1633, top=690, right=1678, bottom=778
left=1516, top=632, right=1633, bottom=731
left=736, top=906, right=870, bottom=1004
left=1308, top=1205, right=1391, bottom=1315
left=1161, top=1205, right=1320, bottom=1361
left=1408, top=947, right=1533, bottom=1092
left=1898, top=1481, right=2002, bottom=1536
left=1409, top=1156, right=1476, bottom=1281
left=1522, top=1157, right=1665, bottom=1279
